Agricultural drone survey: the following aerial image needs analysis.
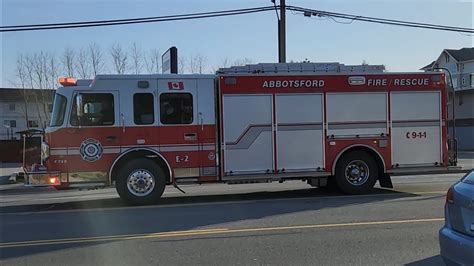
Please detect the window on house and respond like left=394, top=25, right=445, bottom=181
left=134, top=93, right=154, bottom=125
left=458, top=94, right=464, bottom=106
left=28, top=120, right=39, bottom=127
left=9, top=103, right=15, bottom=111
left=445, top=54, right=450, bottom=63
left=471, top=74, right=474, bottom=87
left=160, top=93, right=193, bottom=125
left=4, top=120, right=17, bottom=128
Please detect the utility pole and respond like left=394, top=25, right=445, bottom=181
left=278, top=0, right=286, bottom=63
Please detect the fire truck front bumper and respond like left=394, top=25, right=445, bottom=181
left=24, top=170, right=63, bottom=186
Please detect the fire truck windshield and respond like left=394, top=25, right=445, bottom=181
left=49, top=93, right=67, bottom=127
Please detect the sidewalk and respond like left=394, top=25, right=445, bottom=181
left=458, top=151, right=474, bottom=170
left=0, top=162, right=22, bottom=185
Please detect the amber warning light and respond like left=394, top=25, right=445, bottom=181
left=58, top=77, right=77, bottom=86
left=48, top=176, right=60, bottom=185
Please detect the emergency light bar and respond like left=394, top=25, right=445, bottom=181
left=58, top=77, right=77, bottom=86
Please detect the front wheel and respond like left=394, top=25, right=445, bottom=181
left=115, top=158, right=166, bottom=205
left=334, top=150, right=378, bottom=194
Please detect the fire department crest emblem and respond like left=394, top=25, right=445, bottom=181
left=80, top=138, right=103, bottom=162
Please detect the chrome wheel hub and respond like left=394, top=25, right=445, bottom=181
left=344, top=160, right=369, bottom=186
left=127, top=169, right=155, bottom=196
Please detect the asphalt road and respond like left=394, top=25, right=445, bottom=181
left=0, top=172, right=471, bottom=265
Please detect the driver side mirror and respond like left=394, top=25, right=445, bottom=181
left=75, top=93, right=84, bottom=126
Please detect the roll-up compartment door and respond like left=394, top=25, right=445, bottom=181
left=327, top=92, right=388, bottom=137
left=390, top=91, right=442, bottom=166
left=275, top=94, right=324, bottom=171
left=222, top=94, right=273, bottom=175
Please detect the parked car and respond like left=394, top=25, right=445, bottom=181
left=439, top=170, right=474, bottom=265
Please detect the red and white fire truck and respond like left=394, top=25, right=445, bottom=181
left=25, top=63, right=459, bottom=204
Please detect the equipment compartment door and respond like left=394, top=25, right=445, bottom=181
left=390, top=91, right=442, bottom=166
left=276, top=94, right=324, bottom=171
left=223, top=94, right=273, bottom=175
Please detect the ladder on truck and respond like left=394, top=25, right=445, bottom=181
left=217, top=62, right=386, bottom=74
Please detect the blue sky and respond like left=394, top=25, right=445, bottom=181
left=1, top=0, right=472, bottom=87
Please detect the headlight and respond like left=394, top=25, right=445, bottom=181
left=41, top=142, right=50, bottom=162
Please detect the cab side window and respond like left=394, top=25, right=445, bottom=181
left=70, top=93, right=115, bottom=126
left=134, top=93, right=155, bottom=125
left=160, top=93, right=193, bottom=124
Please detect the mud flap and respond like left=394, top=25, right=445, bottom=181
left=378, top=173, right=393, bottom=188
left=307, top=177, right=328, bottom=187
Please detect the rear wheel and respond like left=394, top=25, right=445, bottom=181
left=115, top=158, right=166, bottom=205
left=334, top=150, right=378, bottom=194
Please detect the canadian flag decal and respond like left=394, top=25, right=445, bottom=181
left=168, top=81, right=184, bottom=90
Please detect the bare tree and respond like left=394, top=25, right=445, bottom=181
left=233, top=57, right=253, bottom=66
left=30, top=52, right=48, bottom=128
left=145, top=48, right=161, bottom=74
left=110, top=44, right=127, bottom=74
left=24, top=55, right=35, bottom=90
left=31, top=52, right=47, bottom=90
left=178, top=56, right=186, bottom=74
left=14, top=54, right=30, bottom=129
left=76, top=48, right=90, bottom=79
left=130, top=43, right=143, bottom=74
left=62, top=47, right=75, bottom=77
left=13, top=52, right=58, bottom=130
left=48, top=55, right=59, bottom=90
left=220, top=57, right=230, bottom=68
left=89, top=43, right=104, bottom=75
left=188, top=55, right=197, bottom=73
left=212, top=57, right=231, bottom=72
left=188, top=54, right=207, bottom=74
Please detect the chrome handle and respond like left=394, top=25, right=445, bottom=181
left=121, top=113, right=125, bottom=133
left=199, top=112, right=204, bottom=131
left=184, top=133, right=197, bottom=141
left=106, top=136, right=118, bottom=142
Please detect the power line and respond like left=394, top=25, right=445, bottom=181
left=0, top=6, right=275, bottom=32
left=287, top=6, right=474, bottom=33
left=2, top=5, right=472, bottom=33
left=289, top=6, right=473, bottom=31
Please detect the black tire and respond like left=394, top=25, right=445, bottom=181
left=334, top=150, right=378, bottom=195
left=115, top=158, right=166, bottom=205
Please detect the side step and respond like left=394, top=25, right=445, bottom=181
left=387, top=166, right=466, bottom=176
left=223, top=171, right=331, bottom=184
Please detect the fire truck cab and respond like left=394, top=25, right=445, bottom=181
left=26, top=63, right=459, bottom=205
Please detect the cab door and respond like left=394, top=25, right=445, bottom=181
left=65, top=91, right=121, bottom=183
left=196, top=78, right=217, bottom=179
left=157, top=79, right=201, bottom=179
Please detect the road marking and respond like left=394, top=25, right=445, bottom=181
left=0, top=217, right=444, bottom=248
left=0, top=190, right=448, bottom=216
left=414, top=191, right=447, bottom=195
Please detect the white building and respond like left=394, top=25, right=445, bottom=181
left=0, top=88, right=54, bottom=140
left=421, top=47, right=474, bottom=150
